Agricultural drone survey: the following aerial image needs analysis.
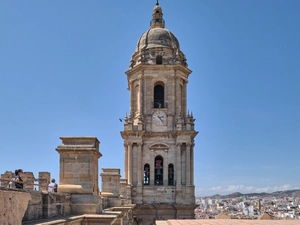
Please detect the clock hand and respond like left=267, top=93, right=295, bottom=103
left=157, top=116, right=164, bottom=123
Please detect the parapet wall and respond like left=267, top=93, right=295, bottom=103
left=0, top=187, right=71, bottom=224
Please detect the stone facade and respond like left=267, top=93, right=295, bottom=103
left=121, top=2, right=198, bottom=224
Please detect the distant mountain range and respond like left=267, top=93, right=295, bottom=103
left=200, top=189, right=300, bottom=199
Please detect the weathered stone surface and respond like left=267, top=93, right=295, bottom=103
left=56, top=137, right=102, bottom=195
left=101, top=168, right=121, bottom=198
left=22, top=190, right=71, bottom=222
left=70, top=194, right=102, bottom=214
left=38, top=172, right=50, bottom=192
left=0, top=189, right=31, bottom=225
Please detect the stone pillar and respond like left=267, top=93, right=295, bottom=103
left=137, top=143, right=143, bottom=186
left=128, top=143, right=132, bottom=185
left=56, top=137, right=102, bottom=194
left=175, top=75, right=181, bottom=114
left=55, top=137, right=102, bottom=214
left=176, top=143, right=182, bottom=186
left=140, top=72, right=144, bottom=115
left=38, top=172, right=50, bottom=192
left=24, top=172, right=35, bottom=190
left=163, top=150, right=168, bottom=186
left=150, top=150, right=154, bottom=185
left=124, top=143, right=128, bottom=179
left=0, top=171, right=14, bottom=188
left=174, top=72, right=177, bottom=114
left=191, top=143, right=194, bottom=185
left=136, top=142, right=143, bottom=204
left=186, top=143, right=191, bottom=186
left=119, top=179, right=128, bottom=198
left=101, top=168, right=121, bottom=198
left=183, top=81, right=187, bottom=116
left=130, top=80, right=134, bottom=115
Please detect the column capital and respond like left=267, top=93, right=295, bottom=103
left=137, top=142, right=143, bottom=146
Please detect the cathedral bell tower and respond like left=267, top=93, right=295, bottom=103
left=121, top=2, right=198, bottom=223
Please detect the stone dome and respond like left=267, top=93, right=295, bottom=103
left=135, top=28, right=180, bottom=52
left=129, top=2, right=187, bottom=68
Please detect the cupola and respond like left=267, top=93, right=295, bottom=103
left=129, top=1, right=188, bottom=68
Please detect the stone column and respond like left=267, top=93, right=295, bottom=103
left=124, top=143, right=128, bottom=179
left=175, top=75, right=182, bottom=114
left=163, top=150, right=168, bottom=186
left=128, top=143, right=132, bottom=185
left=183, top=81, right=187, bottom=116
left=140, top=72, right=144, bottom=115
left=191, top=143, right=195, bottom=185
left=174, top=72, right=177, bottom=114
left=130, top=80, right=134, bottom=115
left=176, top=143, right=182, bottom=186
left=186, top=143, right=191, bottom=186
left=150, top=150, right=154, bottom=185
left=137, top=143, right=143, bottom=186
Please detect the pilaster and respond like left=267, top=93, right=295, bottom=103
left=176, top=142, right=182, bottom=187
left=124, top=143, right=128, bottom=179
left=127, top=142, right=132, bottom=185
left=186, top=143, right=191, bottom=186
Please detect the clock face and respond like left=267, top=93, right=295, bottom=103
left=152, top=110, right=166, bottom=125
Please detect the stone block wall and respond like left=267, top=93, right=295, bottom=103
left=0, top=188, right=31, bottom=225
left=0, top=187, right=71, bottom=223
left=22, top=191, right=71, bottom=222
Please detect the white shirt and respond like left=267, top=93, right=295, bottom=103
left=48, top=182, right=56, bottom=192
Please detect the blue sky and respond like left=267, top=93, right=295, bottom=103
left=0, top=0, right=299, bottom=197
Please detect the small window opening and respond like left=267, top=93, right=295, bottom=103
left=168, top=164, right=174, bottom=185
left=156, top=55, right=162, bottom=64
left=143, top=164, right=150, bottom=185
left=154, top=156, right=163, bottom=185
left=154, top=84, right=164, bottom=108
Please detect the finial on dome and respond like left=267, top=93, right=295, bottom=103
left=150, top=1, right=165, bottom=28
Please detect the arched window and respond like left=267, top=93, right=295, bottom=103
left=143, top=164, right=150, bottom=185
left=168, top=164, right=174, bottom=185
left=154, top=156, right=163, bottom=185
left=156, top=55, right=162, bottom=64
left=154, top=84, right=164, bottom=108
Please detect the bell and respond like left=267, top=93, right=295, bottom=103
left=156, top=169, right=161, bottom=175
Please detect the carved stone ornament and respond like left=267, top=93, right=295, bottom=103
left=149, top=142, right=170, bottom=151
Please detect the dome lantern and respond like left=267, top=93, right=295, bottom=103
left=150, top=1, right=165, bottom=29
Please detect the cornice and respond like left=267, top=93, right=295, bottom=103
left=121, top=130, right=198, bottom=139
left=125, top=64, right=192, bottom=77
